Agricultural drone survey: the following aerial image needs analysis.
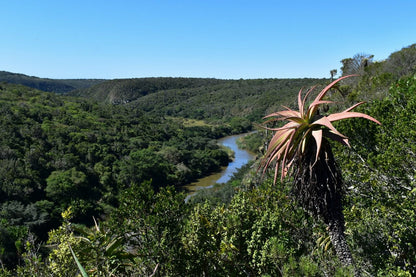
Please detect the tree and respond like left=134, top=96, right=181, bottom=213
left=117, top=148, right=173, bottom=188
left=384, top=43, right=416, bottom=78
left=340, top=54, right=374, bottom=89
left=341, top=53, right=374, bottom=77
left=260, top=76, right=380, bottom=274
left=330, top=69, right=337, bottom=81
left=45, top=168, right=88, bottom=206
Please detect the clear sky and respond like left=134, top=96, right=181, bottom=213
left=1, top=0, right=415, bottom=79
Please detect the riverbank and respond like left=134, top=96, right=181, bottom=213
left=183, top=133, right=256, bottom=200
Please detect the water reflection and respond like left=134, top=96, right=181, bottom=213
left=184, top=133, right=256, bottom=196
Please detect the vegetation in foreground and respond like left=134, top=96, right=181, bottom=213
left=0, top=44, right=416, bottom=276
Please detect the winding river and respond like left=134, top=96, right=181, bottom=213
left=184, top=133, right=256, bottom=198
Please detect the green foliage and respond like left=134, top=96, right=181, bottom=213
left=107, top=182, right=189, bottom=276
left=46, top=168, right=88, bottom=205
left=46, top=207, right=83, bottom=277
left=0, top=220, right=28, bottom=269
left=384, top=43, right=416, bottom=78
left=340, top=44, right=416, bottom=102
left=117, top=148, right=173, bottom=188
left=333, top=74, right=416, bottom=275
left=0, top=201, right=46, bottom=269
left=14, top=234, right=47, bottom=277
left=73, top=220, right=134, bottom=277
left=236, top=131, right=264, bottom=153
left=182, top=181, right=320, bottom=276
left=229, top=116, right=252, bottom=133
left=0, top=83, right=233, bottom=267
left=131, top=78, right=328, bottom=123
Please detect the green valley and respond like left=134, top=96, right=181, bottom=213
left=0, top=43, right=416, bottom=276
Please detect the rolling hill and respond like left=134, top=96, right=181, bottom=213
left=71, top=77, right=328, bottom=122
left=0, top=71, right=106, bottom=93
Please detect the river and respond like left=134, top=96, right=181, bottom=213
left=183, top=133, right=256, bottom=198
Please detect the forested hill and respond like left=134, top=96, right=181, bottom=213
left=71, top=77, right=328, bottom=121
left=69, top=77, right=229, bottom=104
left=0, top=71, right=106, bottom=93
left=129, top=78, right=328, bottom=121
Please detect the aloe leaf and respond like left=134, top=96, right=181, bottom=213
left=69, top=245, right=89, bottom=277
left=313, top=75, right=357, bottom=104
left=342, top=101, right=366, bottom=112
left=263, top=109, right=300, bottom=119
left=298, top=88, right=304, bottom=116
left=311, top=129, right=323, bottom=165
left=312, top=116, right=347, bottom=139
left=301, top=85, right=317, bottom=115
left=308, top=75, right=357, bottom=117
left=327, top=112, right=381, bottom=125
left=275, top=110, right=302, bottom=118
left=280, top=131, right=296, bottom=179
left=309, top=100, right=334, bottom=108
left=263, top=121, right=299, bottom=132
left=324, top=130, right=350, bottom=147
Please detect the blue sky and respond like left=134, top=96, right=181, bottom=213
left=1, top=0, right=415, bottom=79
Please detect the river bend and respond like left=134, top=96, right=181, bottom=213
left=184, top=133, right=256, bottom=197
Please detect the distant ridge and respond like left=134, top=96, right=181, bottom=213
left=0, top=71, right=106, bottom=93
left=69, top=77, right=228, bottom=104
left=70, top=76, right=328, bottom=121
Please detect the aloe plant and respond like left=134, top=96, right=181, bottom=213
left=261, top=75, right=380, bottom=272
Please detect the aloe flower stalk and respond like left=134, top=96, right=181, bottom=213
left=261, top=75, right=380, bottom=274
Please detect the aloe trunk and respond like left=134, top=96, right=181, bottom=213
left=327, top=213, right=354, bottom=267
left=293, top=140, right=356, bottom=272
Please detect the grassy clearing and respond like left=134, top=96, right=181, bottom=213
left=166, top=116, right=210, bottom=127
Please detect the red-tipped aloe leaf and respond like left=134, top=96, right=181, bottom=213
left=313, top=75, right=358, bottom=104
left=306, top=100, right=335, bottom=118
left=324, top=130, right=350, bottom=147
left=301, top=85, right=317, bottom=114
left=268, top=126, right=293, bottom=146
left=263, top=109, right=301, bottom=119
left=327, top=112, right=381, bottom=125
left=313, top=116, right=347, bottom=139
left=342, top=101, right=366, bottom=113
left=280, top=130, right=296, bottom=180
left=296, top=86, right=318, bottom=119
left=263, top=131, right=291, bottom=178
left=311, top=129, right=323, bottom=165
left=307, top=75, right=356, bottom=117
left=309, top=100, right=334, bottom=108
left=263, top=130, right=292, bottom=169
left=263, top=121, right=299, bottom=132
left=298, top=88, right=304, bottom=116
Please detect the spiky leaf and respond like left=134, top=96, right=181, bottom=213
left=261, top=75, right=381, bottom=182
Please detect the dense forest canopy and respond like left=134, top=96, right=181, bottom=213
left=0, top=43, right=415, bottom=276
left=0, top=83, right=238, bottom=267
